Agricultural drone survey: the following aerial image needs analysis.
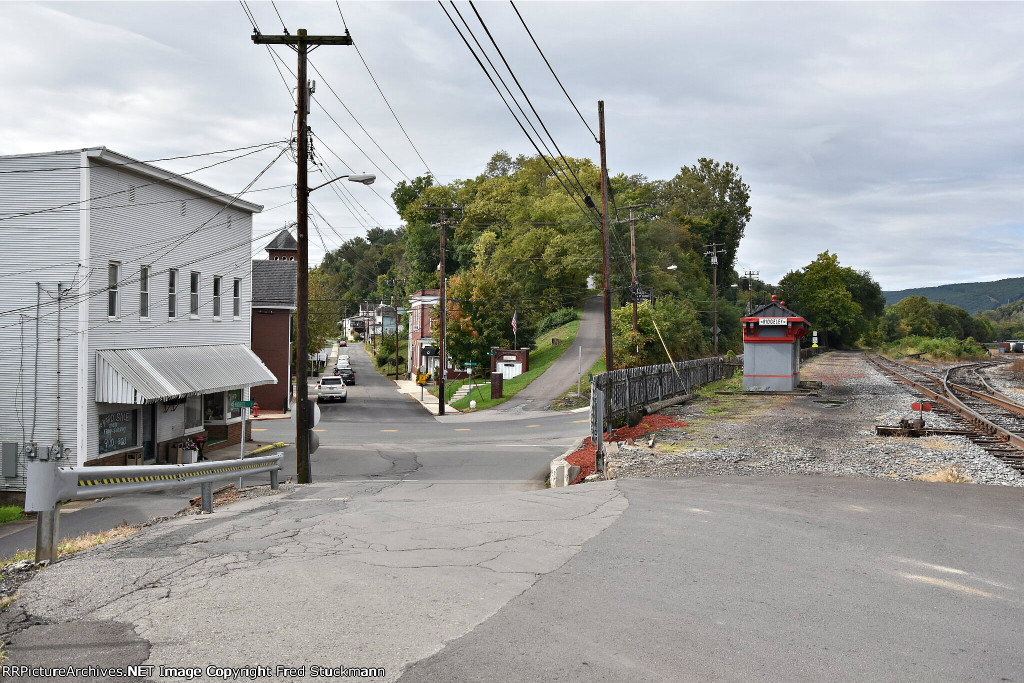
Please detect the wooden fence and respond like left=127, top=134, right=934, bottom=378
left=590, top=357, right=736, bottom=454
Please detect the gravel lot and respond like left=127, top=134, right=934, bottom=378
left=607, top=351, right=1024, bottom=487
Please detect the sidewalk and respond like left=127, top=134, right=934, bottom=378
left=395, top=378, right=461, bottom=416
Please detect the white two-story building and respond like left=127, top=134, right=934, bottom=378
left=0, top=147, right=276, bottom=499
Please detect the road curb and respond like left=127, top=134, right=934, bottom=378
left=549, top=436, right=585, bottom=488
left=249, top=442, right=287, bottom=456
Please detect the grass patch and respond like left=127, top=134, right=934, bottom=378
left=0, top=594, right=17, bottom=611
left=915, top=467, right=972, bottom=483
left=452, top=318, right=582, bottom=411
left=696, top=373, right=742, bottom=398
left=0, top=506, right=25, bottom=525
left=0, top=524, right=141, bottom=570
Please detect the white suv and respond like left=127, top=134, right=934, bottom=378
left=317, top=376, right=348, bottom=403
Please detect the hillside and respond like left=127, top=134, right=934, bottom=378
left=883, top=276, right=1024, bottom=314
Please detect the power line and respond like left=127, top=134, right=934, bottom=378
left=335, top=0, right=436, bottom=180
left=468, top=1, right=594, bottom=207
left=510, top=1, right=598, bottom=144
left=438, top=1, right=601, bottom=233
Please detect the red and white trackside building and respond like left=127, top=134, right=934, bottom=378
left=741, top=295, right=810, bottom=391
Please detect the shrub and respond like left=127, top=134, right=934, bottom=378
left=537, top=308, right=577, bottom=334
left=881, top=336, right=988, bottom=360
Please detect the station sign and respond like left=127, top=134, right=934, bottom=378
left=758, top=317, right=788, bottom=325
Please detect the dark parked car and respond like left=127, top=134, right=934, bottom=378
left=337, top=367, right=356, bottom=385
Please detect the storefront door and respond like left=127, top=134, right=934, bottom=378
left=142, top=403, right=157, bottom=463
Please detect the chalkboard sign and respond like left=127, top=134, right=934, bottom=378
left=98, top=409, right=138, bottom=454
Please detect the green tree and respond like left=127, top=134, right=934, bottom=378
left=796, top=252, right=863, bottom=347
left=611, top=298, right=705, bottom=368
left=894, top=296, right=938, bottom=337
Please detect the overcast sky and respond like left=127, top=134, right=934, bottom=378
left=2, top=1, right=1022, bottom=290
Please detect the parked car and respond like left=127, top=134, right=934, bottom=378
left=337, top=367, right=356, bottom=385
left=316, top=376, right=348, bottom=402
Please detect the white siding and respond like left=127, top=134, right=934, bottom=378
left=85, top=161, right=254, bottom=461
left=0, top=151, right=82, bottom=489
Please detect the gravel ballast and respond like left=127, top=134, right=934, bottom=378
left=606, top=351, right=1024, bottom=487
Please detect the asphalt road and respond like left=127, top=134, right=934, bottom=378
left=249, top=341, right=587, bottom=494
left=400, top=476, right=1024, bottom=682
left=495, top=295, right=604, bottom=412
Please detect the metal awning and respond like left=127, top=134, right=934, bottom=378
left=96, top=344, right=277, bottom=404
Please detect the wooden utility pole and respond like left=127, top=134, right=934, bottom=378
left=425, top=204, right=460, bottom=415
left=705, top=243, right=725, bottom=355
left=619, top=204, right=648, bottom=336
left=743, top=270, right=759, bottom=315
left=598, top=101, right=614, bottom=372
left=253, top=28, right=352, bottom=484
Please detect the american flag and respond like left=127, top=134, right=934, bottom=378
left=511, top=309, right=518, bottom=336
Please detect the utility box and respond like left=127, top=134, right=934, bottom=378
left=490, top=372, right=503, bottom=399
left=741, top=295, right=810, bottom=391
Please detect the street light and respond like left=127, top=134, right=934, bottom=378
left=308, top=173, right=376, bottom=192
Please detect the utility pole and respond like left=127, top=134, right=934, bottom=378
left=743, top=270, right=759, bottom=315
left=389, top=277, right=407, bottom=380
left=618, top=204, right=648, bottom=337
left=598, top=101, right=614, bottom=372
left=253, top=28, right=352, bottom=485
left=425, top=204, right=460, bottom=415
left=705, top=243, right=725, bottom=355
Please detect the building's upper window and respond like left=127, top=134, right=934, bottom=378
left=190, top=271, right=200, bottom=316
left=168, top=269, right=178, bottom=318
left=140, top=266, right=150, bottom=319
left=213, top=276, right=222, bottom=319
left=107, top=262, right=120, bottom=318
left=233, top=279, right=241, bottom=318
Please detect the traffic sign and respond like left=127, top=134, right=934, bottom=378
left=232, top=400, right=255, bottom=409
left=464, top=362, right=478, bottom=367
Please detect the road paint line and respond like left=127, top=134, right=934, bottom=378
left=313, top=429, right=327, bottom=432
left=454, top=428, right=471, bottom=431
left=380, top=429, right=398, bottom=432
left=900, top=573, right=994, bottom=598
left=251, top=428, right=269, bottom=431
left=572, top=419, right=588, bottom=423
left=526, top=424, right=540, bottom=428
left=896, top=558, right=966, bottom=575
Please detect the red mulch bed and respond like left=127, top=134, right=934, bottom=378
left=566, top=414, right=688, bottom=484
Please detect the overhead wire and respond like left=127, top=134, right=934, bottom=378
left=509, top=0, right=598, bottom=144
left=438, top=1, right=602, bottom=233
left=335, top=0, right=436, bottom=180
left=468, top=1, right=595, bottom=209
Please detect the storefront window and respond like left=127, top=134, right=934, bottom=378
left=228, top=389, right=242, bottom=419
left=203, top=392, right=224, bottom=422
left=98, top=409, right=138, bottom=454
left=185, top=395, right=202, bottom=429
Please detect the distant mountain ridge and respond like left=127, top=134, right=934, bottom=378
left=883, top=277, right=1024, bottom=314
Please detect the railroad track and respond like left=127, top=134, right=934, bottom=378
left=866, top=354, right=1024, bottom=473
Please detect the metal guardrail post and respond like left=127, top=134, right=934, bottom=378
left=271, top=469, right=280, bottom=490
left=201, top=482, right=214, bottom=513
left=35, top=509, right=59, bottom=564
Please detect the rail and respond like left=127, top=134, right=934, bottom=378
left=24, top=453, right=283, bottom=564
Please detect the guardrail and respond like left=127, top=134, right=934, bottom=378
left=591, top=357, right=736, bottom=469
left=24, top=453, right=283, bottom=564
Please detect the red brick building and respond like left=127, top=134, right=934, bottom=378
left=407, top=289, right=440, bottom=377
left=251, top=229, right=297, bottom=412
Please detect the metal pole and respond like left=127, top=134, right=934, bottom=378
left=393, top=279, right=399, bottom=380
left=598, top=101, right=614, bottom=372
left=34, top=508, right=59, bottom=564
left=578, top=345, right=582, bottom=397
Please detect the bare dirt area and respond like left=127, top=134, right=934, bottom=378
left=607, top=351, right=1024, bottom=487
